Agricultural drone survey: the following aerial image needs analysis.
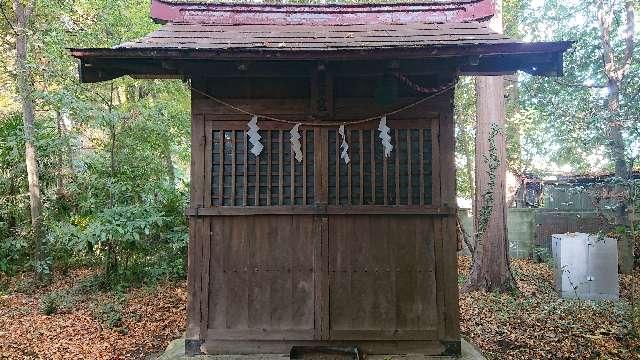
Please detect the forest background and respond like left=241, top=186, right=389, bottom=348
left=0, top=0, right=638, bottom=291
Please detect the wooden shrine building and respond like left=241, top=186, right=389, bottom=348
left=71, top=0, right=569, bottom=357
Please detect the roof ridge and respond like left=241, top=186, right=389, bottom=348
left=150, top=0, right=495, bottom=25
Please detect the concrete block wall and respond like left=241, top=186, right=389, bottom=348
left=458, top=208, right=536, bottom=259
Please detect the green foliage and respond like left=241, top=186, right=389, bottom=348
left=0, top=0, right=191, bottom=286
left=93, top=296, right=126, bottom=330
left=476, top=124, right=502, bottom=243
left=39, top=289, right=76, bottom=315
left=14, top=278, right=39, bottom=295
left=518, top=0, right=639, bottom=173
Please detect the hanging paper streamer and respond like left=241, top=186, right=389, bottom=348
left=247, top=115, right=263, bottom=157
left=378, top=116, right=393, bottom=158
left=290, top=123, right=303, bottom=162
left=338, top=124, right=350, bottom=164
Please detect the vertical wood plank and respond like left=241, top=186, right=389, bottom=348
left=219, top=128, right=224, bottom=207
left=209, top=217, right=226, bottom=330
left=383, top=152, right=388, bottom=205
left=433, top=217, right=446, bottom=338
left=359, top=131, right=364, bottom=206
left=270, top=216, right=293, bottom=329
left=231, top=130, right=236, bottom=206
left=248, top=216, right=271, bottom=329
left=440, top=107, right=456, bottom=207
left=291, top=216, right=315, bottom=329
left=394, top=130, right=400, bottom=205
left=418, top=217, right=438, bottom=329
left=187, top=112, right=205, bottom=340
left=279, top=131, right=284, bottom=206
left=186, top=218, right=202, bottom=340
left=335, top=130, right=340, bottom=205
left=267, top=131, right=272, bottom=206
left=225, top=216, right=249, bottom=330
left=394, top=217, right=418, bottom=330
left=370, top=130, right=376, bottom=205
left=303, top=130, right=307, bottom=205
left=191, top=114, right=206, bottom=206
left=407, top=130, right=413, bottom=206
left=443, top=215, right=461, bottom=340
left=347, top=131, right=352, bottom=205
left=431, top=118, right=441, bottom=207
left=419, top=129, right=425, bottom=206
left=329, top=216, right=351, bottom=332
left=199, top=217, right=212, bottom=337
left=204, top=120, right=213, bottom=208
left=319, top=216, right=330, bottom=340
left=255, top=146, right=260, bottom=206
left=291, top=132, right=296, bottom=205
left=243, top=131, right=248, bottom=206
left=316, top=128, right=328, bottom=205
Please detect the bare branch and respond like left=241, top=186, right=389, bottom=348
left=597, top=0, right=616, bottom=78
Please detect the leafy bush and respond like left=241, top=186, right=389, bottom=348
left=39, top=290, right=76, bottom=315
left=93, top=296, right=126, bottom=330
left=14, top=278, right=38, bottom=295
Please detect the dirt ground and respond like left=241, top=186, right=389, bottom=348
left=0, top=259, right=637, bottom=359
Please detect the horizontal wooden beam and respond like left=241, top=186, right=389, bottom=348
left=186, top=205, right=457, bottom=216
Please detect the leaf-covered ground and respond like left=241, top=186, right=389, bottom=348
left=0, top=269, right=187, bottom=360
left=0, top=259, right=637, bottom=359
left=459, top=257, right=640, bottom=359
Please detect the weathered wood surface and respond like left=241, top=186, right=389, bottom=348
left=187, top=73, right=460, bottom=355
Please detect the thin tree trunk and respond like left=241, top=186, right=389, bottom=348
left=14, top=0, right=45, bottom=280
left=463, top=0, right=516, bottom=292
left=607, top=79, right=633, bottom=273
left=597, top=0, right=635, bottom=273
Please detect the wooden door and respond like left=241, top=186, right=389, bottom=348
left=323, top=119, right=440, bottom=341
left=327, top=215, right=439, bottom=340
left=201, top=116, right=441, bottom=342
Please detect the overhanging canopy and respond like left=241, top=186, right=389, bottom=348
left=70, top=0, right=571, bottom=83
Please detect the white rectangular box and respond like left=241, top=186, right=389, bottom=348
left=552, top=233, right=619, bottom=300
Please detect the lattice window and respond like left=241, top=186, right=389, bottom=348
left=211, top=127, right=315, bottom=206
left=328, top=126, right=433, bottom=206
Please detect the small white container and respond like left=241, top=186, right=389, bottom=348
left=551, top=233, right=619, bottom=300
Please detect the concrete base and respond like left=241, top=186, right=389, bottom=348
left=156, top=339, right=485, bottom=360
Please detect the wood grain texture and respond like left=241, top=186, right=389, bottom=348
left=189, top=79, right=459, bottom=356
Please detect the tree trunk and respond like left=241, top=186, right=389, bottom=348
left=14, top=0, right=45, bottom=280
left=463, top=0, right=516, bottom=292
left=597, top=0, right=635, bottom=273
left=607, top=79, right=633, bottom=273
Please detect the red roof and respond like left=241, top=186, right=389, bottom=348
left=150, top=0, right=495, bottom=25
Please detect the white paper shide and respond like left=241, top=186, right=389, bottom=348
left=378, top=116, right=393, bottom=157
left=339, top=124, right=350, bottom=164
left=290, top=123, right=303, bottom=162
left=247, top=115, right=263, bottom=157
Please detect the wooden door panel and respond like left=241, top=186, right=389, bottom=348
left=207, top=215, right=317, bottom=340
left=327, top=215, right=438, bottom=340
